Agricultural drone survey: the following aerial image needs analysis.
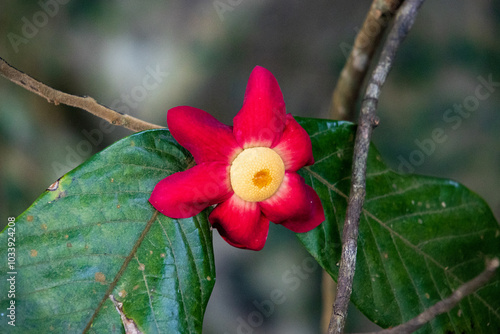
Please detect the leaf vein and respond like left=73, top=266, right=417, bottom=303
left=176, top=217, right=204, bottom=327
left=363, top=209, right=500, bottom=320
left=158, top=219, right=192, bottom=332
left=135, top=254, right=161, bottom=332
left=416, top=228, right=495, bottom=249
left=365, top=215, right=404, bottom=323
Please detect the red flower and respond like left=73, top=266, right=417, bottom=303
left=149, top=66, right=324, bottom=250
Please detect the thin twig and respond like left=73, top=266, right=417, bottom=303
left=354, top=258, right=499, bottom=334
left=323, top=1, right=403, bottom=325
left=330, top=0, right=403, bottom=121
left=327, top=1, right=426, bottom=333
left=0, top=57, right=164, bottom=132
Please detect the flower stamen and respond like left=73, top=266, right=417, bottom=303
left=253, top=169, right=272, bottom=188
left=230, top=147, right=285, bottom=202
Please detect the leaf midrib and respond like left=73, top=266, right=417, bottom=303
left=82, top=210, right=159, bottom=333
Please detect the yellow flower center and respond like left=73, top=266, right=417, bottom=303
left=230, top=147, right=285, bottom=202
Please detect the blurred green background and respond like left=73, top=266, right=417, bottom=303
left=1, top=1, right=499, bottom=333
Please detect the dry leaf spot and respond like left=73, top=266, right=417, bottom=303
left=56, top=191, right=67, bottom=200
left=47, top=180, right=59, bottom=191
left=109, top=294, right=143, bottom=334
left=41, top=223, right=48, bottom=230
left=160, top=253, right=166, bottom=258
left=117, top=204, right=121, bottom=209
left=133, top=285, right=139, bottom=290
left=119, top=290, right=127, bottom=297
left=67, top=242, right=72, bottom=248
left=30, top=249, right=38, bottom=257
left=138, top=263, right=145, bottom=271
left=95, top=272, right=106, bottom=283
left=27, top=215, right=34, bottom=222
left=64, top=234, right=69, bottom=239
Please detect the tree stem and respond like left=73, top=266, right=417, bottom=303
left=327, top=1, right=426, bottom=333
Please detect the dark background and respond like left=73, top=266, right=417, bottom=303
left=1, top=1, right=499, bottom=333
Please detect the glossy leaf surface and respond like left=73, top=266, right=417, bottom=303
left=296, top=118, right=500, bottom=333
left=0, top=130, right=215, bottom=333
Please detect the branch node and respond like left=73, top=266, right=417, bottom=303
left=488, top=257, right=500, bottom=271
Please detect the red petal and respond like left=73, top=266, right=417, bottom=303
left=149, top=162, right=232, bottom=218
left=272, top=114, right=314, bottom=171
left=233, top=66, right=287, bottom=148
left=260, top=172, right=325, bottom=233
left=209, top=194, right=269, bottom=251
left=167, top=106, right=242, bottom=164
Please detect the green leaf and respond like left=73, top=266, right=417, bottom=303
left=296, top=118, right=500, bottom=333
left=0, top=129, right=215, bottom=333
